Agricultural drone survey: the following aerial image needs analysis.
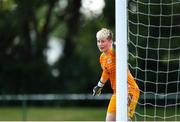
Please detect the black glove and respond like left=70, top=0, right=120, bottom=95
left=93, top=86, right=103, bottom=96
left=128, top=94, right=133, bottom=106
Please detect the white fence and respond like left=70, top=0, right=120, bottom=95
left=0, top=93, right=179, bottom=101
left=0, top=94, right=112, bottom=101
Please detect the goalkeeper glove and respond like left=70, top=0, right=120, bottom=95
left=92, top=81, right=104, bottom=96
left=128, top=94, right=133, bottom=106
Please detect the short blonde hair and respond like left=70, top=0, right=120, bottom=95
left=96, top=28, right=113, bottom=41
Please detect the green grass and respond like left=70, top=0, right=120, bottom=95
left=135, top=107, right=180, bottom=121
left=0, top=106, right=106, bottom=121
left=1, top=106, right=180, bottom=121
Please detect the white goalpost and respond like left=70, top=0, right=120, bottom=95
left=116, top=0, right=128, bottom=121
left=117, top=0, right=180, bottom=121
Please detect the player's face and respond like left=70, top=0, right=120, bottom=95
left=97, top=39, right=112, bottom=53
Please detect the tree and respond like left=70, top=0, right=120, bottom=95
left=0, top=0, right=116, bottom=94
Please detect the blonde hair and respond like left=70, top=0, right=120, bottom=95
left=96, top=28, right=113, bottom=41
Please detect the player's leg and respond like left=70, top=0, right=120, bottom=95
left=106, top=94, right=116, bottom=121
left=106, top=112, right=116, bottom=121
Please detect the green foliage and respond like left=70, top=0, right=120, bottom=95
left=0, top=0, right=115, bottom=94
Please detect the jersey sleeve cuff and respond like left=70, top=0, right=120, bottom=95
left=97, top=81, right=104, bottom=87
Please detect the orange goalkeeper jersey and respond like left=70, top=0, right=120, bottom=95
left=100, top=48, right=139, bottom=93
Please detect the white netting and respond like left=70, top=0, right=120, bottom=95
left=128, top=0, right=180, bottom=121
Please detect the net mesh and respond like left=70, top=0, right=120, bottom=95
left=128, top=0, right=180, bottom=121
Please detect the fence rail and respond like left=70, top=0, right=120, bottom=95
left=0, top=93, right=179, bottom=101
left=0, top=94, right=112, bottom=101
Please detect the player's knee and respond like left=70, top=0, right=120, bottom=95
left=106, top=112, right=116, bottom=122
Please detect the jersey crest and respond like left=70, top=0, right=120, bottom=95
left=107, top=58, right=111, bottom=64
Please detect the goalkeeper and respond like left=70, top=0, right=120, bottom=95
left=93, top=28, right=140, bottom=121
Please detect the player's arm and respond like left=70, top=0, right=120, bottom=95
left=128, top=69, right=139, bottom=104
left=93, top=71, right=109, bottom=96
left=128, top=69, right=140, bottom=118
left=128, top=70, right=139, bottom=90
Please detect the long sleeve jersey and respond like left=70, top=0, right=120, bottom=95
left=99, top=48, right=139, bottom=93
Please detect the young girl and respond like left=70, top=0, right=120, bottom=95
left=93, top=28, right=140, bottom=121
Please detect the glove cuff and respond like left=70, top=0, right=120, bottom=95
left=97, top=81, right=104, bottom=87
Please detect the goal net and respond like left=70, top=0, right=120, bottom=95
left=128, top=0, right=180, bottom=121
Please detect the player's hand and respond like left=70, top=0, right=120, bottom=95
left=128, top=94, right=133, bottom=106
left=93, top=86, right=102, bottom=96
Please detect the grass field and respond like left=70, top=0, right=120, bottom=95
left=135, top=107, right=180, bottom=121
left=0, top=106, right=180, bottom=121
left=0, top=106, right=106, bottom=121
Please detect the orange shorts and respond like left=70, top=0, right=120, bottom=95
left=107, top=89, right=140, bottom=118
left=107, top=94, right=116, bottom=113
